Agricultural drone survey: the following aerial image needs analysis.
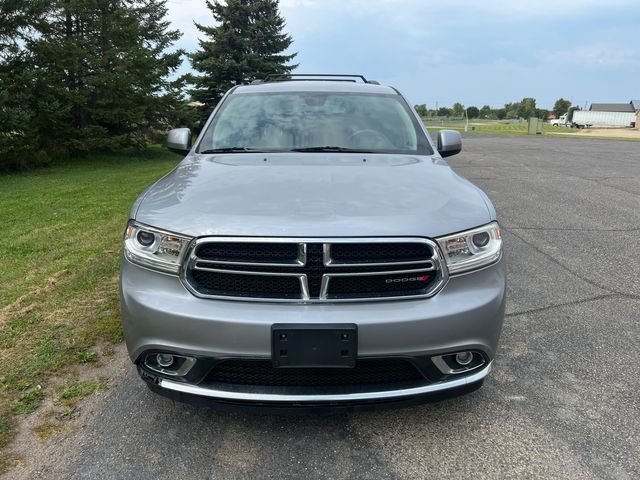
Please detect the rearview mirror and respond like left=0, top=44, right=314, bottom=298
left=437, top=130, right=462, bottom=158
left=166, top=128, right=192, bottom=155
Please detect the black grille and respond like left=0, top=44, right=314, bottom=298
left=186, top=240, right=440, bottom=300
left=190, top=269, right=301, bottom=299
left=195, top=242, right=299, bottom=263
left=330, top=243, right=432, bottom=264
left=328, top=271, right=434, bottom=299
left=205, top=358, right=424, bottom=387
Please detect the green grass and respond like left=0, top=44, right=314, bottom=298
left=58, top=380, right=106, bottom=406
left=10, top=389, right=44, bottom=416
left=424, top=119, right=573, bottom=136
left=0, top=146, right=178, bottom=471
left=425, top=121, right=527, bottom=135
left=423, top=119, right=640, bottom=141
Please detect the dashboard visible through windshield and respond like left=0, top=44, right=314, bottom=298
left=197, top=92, right=433, bottom=155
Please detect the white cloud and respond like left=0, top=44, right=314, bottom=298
left=166, top=0, right=211, bottom=45
left=444, top=0, right=636, bottom=18
left=167, top=0, right=637, bottom=52
left=164, top=0, right=640, bottom=105
left=167, top=0, right=639, bottom=47
left=281, top=0, right=637, bottom=24
left=544, top=44, right=640, bottom=67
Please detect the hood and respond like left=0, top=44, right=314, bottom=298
left=134, top=153, right=493, bottom=238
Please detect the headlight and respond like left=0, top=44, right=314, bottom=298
left=436, top=222, right=502, bottom=275
left=123, top=221, right=192, bottom=274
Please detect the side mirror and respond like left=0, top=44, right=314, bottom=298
left=437, top=130, right=462, bottom=158
left=166, top=128, right=192, bottom=155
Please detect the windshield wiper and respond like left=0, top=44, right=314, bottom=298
left=199, top=147, right=265, bottom=154
left=290, top=146, right=375, bottom=153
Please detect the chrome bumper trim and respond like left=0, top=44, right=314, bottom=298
left=158, top=362, right=491, bottom=403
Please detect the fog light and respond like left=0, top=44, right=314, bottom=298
left=156, top=353, right=174, bottom=368
left=455, top=351, right=473, bottom=366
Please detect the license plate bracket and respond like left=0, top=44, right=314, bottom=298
left=272, top=324, right=357, bottom=368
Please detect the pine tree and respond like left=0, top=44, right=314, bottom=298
left=189, top=0, right=297, bottom=115
left=0, top=0, right=47, bottom=45
left=27, top=0, right=184, bottom=154
left=1, top=0, right=185, bottom=168
left=0, top=0, right=49, bottom=169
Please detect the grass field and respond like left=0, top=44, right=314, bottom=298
left=0, top=147, right=178, bottom=470
left=423, top=119, right=640, bottom=141
left=424, top=118, right=568, bottom=135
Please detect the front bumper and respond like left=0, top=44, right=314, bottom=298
left=157, top=361, right=490, bottom=401
left=121, top=256, right=505, bottom=406
left=143, top=363, right=490, bottom=414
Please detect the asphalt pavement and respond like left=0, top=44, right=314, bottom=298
left=22, top=135, right=640, bottom=479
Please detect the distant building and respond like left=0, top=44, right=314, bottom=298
left=589, top=102, right=635, bottom=113
left=632, top=100, right=640, bottom=111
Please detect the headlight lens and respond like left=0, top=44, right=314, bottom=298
left=436, top=222, right=502, bottom=275
left=123, top=221, right=192, bottom=274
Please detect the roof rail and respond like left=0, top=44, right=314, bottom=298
left=262, top=74, right=375, bottom=84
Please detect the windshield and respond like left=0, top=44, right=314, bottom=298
left=197, top=92, right=433, bottom=155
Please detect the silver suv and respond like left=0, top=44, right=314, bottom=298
left=120, top=75, right=505, bottom=412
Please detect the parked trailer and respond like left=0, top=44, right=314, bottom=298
left=571, top=111, right=636, bottom=129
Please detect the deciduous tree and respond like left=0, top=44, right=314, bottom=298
left=479, top=105, right=492, bottom=118
left=414, top=104, right=428, bottom=117
left=553, top=98, right=572, bottom=118
left=466, top=106, right=480, bottom=118
left=517, top=97, right=537, bottom=118
left=452, top=102, right=465, bottom=117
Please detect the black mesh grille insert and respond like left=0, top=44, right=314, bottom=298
left=328, top=271, right=434, bottom=298
left=190, top=269, right=301, bottom=299
left=330, top=243, right=432, bottom=263
left=195, top=242, right=299, bottom=263
left=206, top=358, right=424, bottom=387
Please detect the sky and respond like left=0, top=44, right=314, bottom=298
left=166, top=0, right=640, bottom=109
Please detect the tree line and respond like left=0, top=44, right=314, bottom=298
left=2, top=0, right=582, bottom=172
left=415, top=98, right=575, bottom=120
left=0, top=0, right=295, bottom=170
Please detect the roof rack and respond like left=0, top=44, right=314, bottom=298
left=255, top=74, right=379, bottom=85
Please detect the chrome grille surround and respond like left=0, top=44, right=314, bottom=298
left=180, top=237, right=449, bottom=303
